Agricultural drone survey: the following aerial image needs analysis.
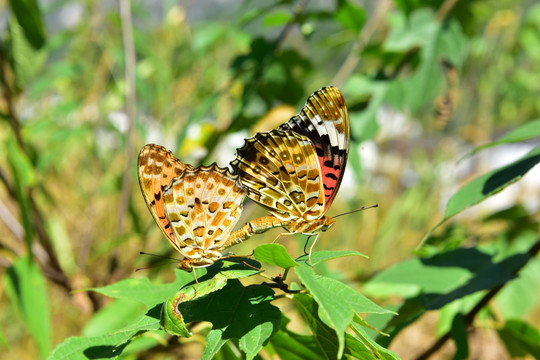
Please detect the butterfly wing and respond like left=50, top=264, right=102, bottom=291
left=137, top=144, right=192, bottom=245
left=163, top=164, right=246, bottom=261
left=231, top=129, right=324, bottom=222
left=279, top=86, right=349, bottom=211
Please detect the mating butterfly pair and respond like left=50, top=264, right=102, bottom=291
left=137, top=86, right=350, bottom=270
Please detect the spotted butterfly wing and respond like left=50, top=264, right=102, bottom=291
left=231, top=129, right=333, bottom=234
left=163, top=163, right=247, bottom=269
left=138, top=144, right=193, bottom=245
left=278, top=86, right=349, bottom=211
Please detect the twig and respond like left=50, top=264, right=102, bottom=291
left=414, top=238, right=540, bottom=360
left=436, top=0, right=460, bottom=21
left=116, top=0, right=137, bottom=235
left=331, top=0, right=391, bottom=87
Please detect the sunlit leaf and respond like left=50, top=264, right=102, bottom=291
left=497, top=320, right=540, bottom=358
left=472, top=119, right=540, bottom=154
left=4, top=256, right=51, bottom=358
left=295, top=263, right=394, bottom=358
left=422, top=144, right=540, bottom=246
left=254, top=243, right=298, bottom=268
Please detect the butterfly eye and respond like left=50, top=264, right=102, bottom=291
left=260, top=156, right=269, bottom=165
left=186, top=188, right=194, bottom=196
left=281, top=152, right=289, bottom=160
left=207, top=183, right=214, bottom=190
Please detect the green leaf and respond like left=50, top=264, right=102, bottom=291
left=364, top=257, right=472, bottom=299
left=446, top=143, right=540, bottom=219
left=254, top=244, right=298, bottom=268
left=47, top=330, right=138, bottom=360
left=449, top=314, right=468, bottom=360
left=89, top=272, right=191, bottom=308
left=422, top=144, right=540, bottom=246
left=297, top=250, right=368, bottom=266
left=293, top=294, right=341, bottom=359
left=349, top=322, right=402, bottom=360
left=82, top=299, right=147, bottom=337
left=269, top=318, right=326, bottom=360
left=4, top=256, right=51, bottom=358
left=472, top=119, right=540, bottom=154
left=8, top=0, right=46, bottom=49
left=165, top=280, right=280, bottom=360
left=497, top=319, right=540, bottom=358
left=295, top=263, right=394, bottom=358
left=91, top=258, right=261, bottom=309
left=335, top=1, right=366, bottom=32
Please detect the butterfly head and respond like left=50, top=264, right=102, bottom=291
left=320, top=217, right=336, bottom=232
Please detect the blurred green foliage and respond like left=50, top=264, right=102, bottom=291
left=0, top=0, right=539, bottom=359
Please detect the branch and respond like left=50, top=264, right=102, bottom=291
left=116, top=0, right=137, bottom=235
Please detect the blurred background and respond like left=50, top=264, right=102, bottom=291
left=0, top=0, right=539, bottom=359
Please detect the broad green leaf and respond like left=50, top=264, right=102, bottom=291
left=295, top=263, right=394, bottom=358
left=293, top=294, right=391, bottom=360
left=268, top=319, right=326, bottom=360
left=254, top=244, right=298, bottom=268
left=8, top=0, right=46, bottom=49
left=4, top=256, right=51, bottom=358
left=445, top=143, right=540, bottom=219
left=297, top=250, right=368, bottom=266
left=202, top=330, right=228, bottom=360
left=472, top=119, right=540, bottom=154
left=89, top=272, right=191, bottom=308
left=422, top=144, right=540, bottom=246
left=349, top=322, right=401, bottom=360
left=497, top=319, right=540, bottom=358
left=91, top=258, right=261, bottom=309
left=165, top=280, right=280, bottom=360
left=47, top=330, right=138, bottom=360
left=496, top=255, right=540, bottom=319
left=335, top=1, right=366, bottom=31
left=82, top=299, right=147, bottom=337
left=364, top=257, right=472, bottom=298
left=293, top=294, right=341, bottom=359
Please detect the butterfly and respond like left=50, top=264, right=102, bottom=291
left=138, top=144, right=251, bottom=270
left=278, top=86, right=349, bottom=212
left=229, top=86, right=350, bottom=241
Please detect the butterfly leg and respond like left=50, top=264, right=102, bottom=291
left=272, top=232, right=296, bottom=244
left=305, top=233, right=319, bottom=266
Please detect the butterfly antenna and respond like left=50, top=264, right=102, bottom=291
left=332, top=204, right=379, bottom=219
left=135, top=252, right=181, bottom=272
left=139, top=251, right=181, bottom=262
